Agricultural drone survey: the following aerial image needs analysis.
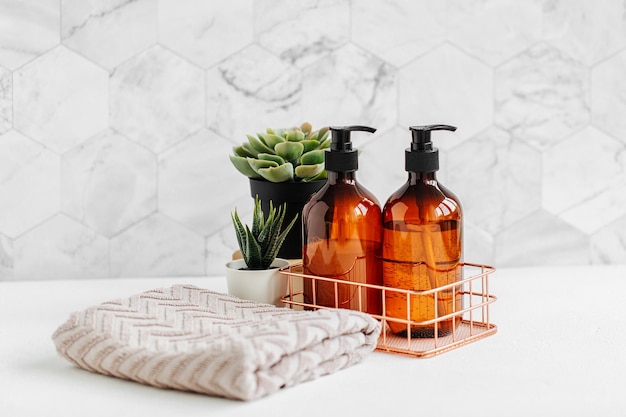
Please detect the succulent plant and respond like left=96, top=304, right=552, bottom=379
left=230, top=122, right=330, bottom=183
left=231, top=196, right=298, bottom=270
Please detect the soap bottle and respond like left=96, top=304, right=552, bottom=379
left=382, top=125, right=463, bottom=337
left=302, top=125, right=382, bottom=315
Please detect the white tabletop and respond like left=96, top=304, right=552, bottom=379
left=1, top=266, right=625, bottom=417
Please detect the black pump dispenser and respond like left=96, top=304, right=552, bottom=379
left=325, top=125, right=376, bottom=172
left=406, top=124, right=456, bottom=173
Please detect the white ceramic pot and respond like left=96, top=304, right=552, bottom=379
left=225, top=258, right=290, bottom=307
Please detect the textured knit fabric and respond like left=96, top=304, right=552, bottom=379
left=52, top=285, right=381, bottom=401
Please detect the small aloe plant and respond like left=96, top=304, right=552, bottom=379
left=230, top=122, right=330, bottom=183
left=231, top=196, right=298, bottom=270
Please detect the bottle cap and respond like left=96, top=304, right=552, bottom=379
left=325, top=125, right=376, bottom=172
left=406, top=124, right=456, bottom=173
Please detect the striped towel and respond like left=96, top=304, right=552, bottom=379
left=52, top=285, right=381, bottom=401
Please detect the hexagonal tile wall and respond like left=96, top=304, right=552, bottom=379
left=206, top=45, right=302, bottom=142
left=447, top=0, right=543, bottom=66
left=398, top=43, right=492, bottom=146
left=447, top=126, right=542, bottom=235
left=61, top=130, right=157, bottom=237
left=159, top=129, right=249, bottom=236
left=158, top=0, right=254, bottom=69
left=302, top=44, right=397, bottom=131
left=592, top=50, right=626, bottom=143
left=352, top=0, right=446, bottom=68
left=0, top=130, right=60, bottom=239
left=61, top=0, right=158, bottom=70
left=494, top=43, right=590, bottom=150
left=110, top=45, right=205, bottom=153
left=13, top=46, right=109, bottom=153
left=542, top=127, right=624, bottom=217
left=543, top=0, right=626, bottom=66
left=256, top=0, right=350, bottom=68
left=495, top=210, right=590, bottom=267
left=0, top=66, right=11, bottom=134
left=110, top=213, right=205, bottom=277
left=0, top=234, right=13, bottom=281
left=0, top=0, right=60, bottom=70
left=13, top=214, right=109, bottom=280
left=591, top=215, right=626, bottom=264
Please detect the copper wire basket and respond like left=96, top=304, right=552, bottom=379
left=279, top=262, right=497, bottom=358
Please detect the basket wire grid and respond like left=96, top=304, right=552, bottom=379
left=279, top=261, right=497, bottom=358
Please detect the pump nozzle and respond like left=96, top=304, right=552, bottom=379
left=326, top=125, right=376, bottom=172
left=406, top=124, right=457, bottom=173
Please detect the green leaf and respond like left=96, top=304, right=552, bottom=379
left=286, top=130, right=305, bottom=142
left=247, top=134, right=274, bottom=154
left=301, top=139, right=320, bottom=153
left=229, top=155, right=261, bottom=179
left=300, top=149, right=325, bottom=165
left=257, top=163, right=294, bottom=182
left=274, top=141, right=304, bottom=161
left=259, top=133, right=285, bottom=150
left=233, top=145, right=255, bottom=158
left=257, top=153, right=285, bottom=165
left=247, top=157, right=278, bottom=174
left=295, top=163, right=324, bottom=179
left=242, top=142, right=259, bottom=157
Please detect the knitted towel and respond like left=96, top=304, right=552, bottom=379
left=52, top=285, right=381, bottom=401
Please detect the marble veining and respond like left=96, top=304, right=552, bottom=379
left=158, top=129, right=248, bottom=236
left=0, top=130, right=60, bottom=239
left=0, top=0, right=60, bottom=70
left=61, top=129, right=157, bottom=237
left=14, top=214, right=109, bottom=280
left=110, top=45, right=205, bottom=153
left=1, top=0, right=626, bottom=280
left=62, top=0, right=158, bottom=70
left=0, top=67, right=11, bottom=134
left=494, top=42, right=590, bottom=150
left=447, top=126, right=542, bottom=235
left=255, top=0, right=350, bottom=68
left=302, top=44, right=397, bottom=131
left=352, top=0, right=446, bottom=68
left=591, top=50, right=626, bottom=144
left=158, top=0, right=254, bottom=68
left=13, top=46, right=109, bottom=153
left=206, top=45, right=302, bottom=141
left=110, top=213, right=205, bottom=277
left=398, top=43, right=493, bottom=145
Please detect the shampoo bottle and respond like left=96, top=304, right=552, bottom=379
left=382, top=125, right=463, bottom=337
left=302, top=125, right=382, bottom=315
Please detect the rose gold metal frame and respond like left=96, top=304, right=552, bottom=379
left=279, top=262, right=496, bottom=358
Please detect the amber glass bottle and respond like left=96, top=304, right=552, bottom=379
left=382, top=125, right=463, bottom=337
left=302, top=126, right=382, bottom=315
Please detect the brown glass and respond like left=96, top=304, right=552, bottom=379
left=302, top=171, right=382, bottom=315
left=382, top=172, right=463, bottom=337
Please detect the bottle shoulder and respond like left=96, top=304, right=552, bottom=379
left=383, top=180, right=462, bottom=222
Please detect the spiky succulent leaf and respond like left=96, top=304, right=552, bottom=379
left=231, top=197, right=297, bottom=270
left=257, top=163, right=294, bottom=183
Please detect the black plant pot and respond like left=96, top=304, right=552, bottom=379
left=249, top=178, right=325, bottom=260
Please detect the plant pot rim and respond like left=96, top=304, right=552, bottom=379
left=226, top=258, right=290, bottom=272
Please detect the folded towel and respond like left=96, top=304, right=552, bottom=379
left=52, top=284, right=381, bottom=401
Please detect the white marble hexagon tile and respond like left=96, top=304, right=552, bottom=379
left=1, top=0, right=626, bottom=280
